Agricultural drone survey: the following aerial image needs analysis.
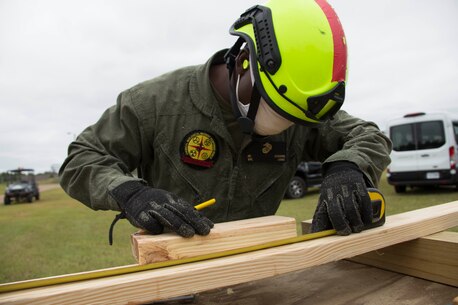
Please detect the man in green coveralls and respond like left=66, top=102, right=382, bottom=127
left=59, top=0, right=391, bottom=241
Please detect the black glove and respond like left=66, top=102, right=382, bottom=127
left=109, top=181, right=214, bottom=238
left=310, top=161, right=373, bottom=236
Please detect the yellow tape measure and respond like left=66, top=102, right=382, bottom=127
left=0, top=229, right=336, bottom=294
left=0, top=190, right=386, bottom=294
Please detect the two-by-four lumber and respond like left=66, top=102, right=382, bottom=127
left=132, top=215, right=298, bottom=264
left=301, top=217, right=458, bottom=287
left=0, top=201, right=457, bottom=305
left=350, top=231, right=458, bottom=287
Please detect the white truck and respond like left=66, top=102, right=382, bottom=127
left=386, top=112, right=458, bottom=193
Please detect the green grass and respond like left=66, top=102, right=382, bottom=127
left=0, top=175, right=456, bottom=284
left=36, top=177, right=60, bottom=185
left=0, top=188, right=137, bottom=283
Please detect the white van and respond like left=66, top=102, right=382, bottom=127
left=386, top=112, right=458, bottom=193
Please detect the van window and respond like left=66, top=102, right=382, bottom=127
left=453, top=122, right=458, bottom=144
left=416, top=121, right=445, bottom=149
left=391, top=123, right=415, bottom=151
left=391, top=120, right=445, bottom=151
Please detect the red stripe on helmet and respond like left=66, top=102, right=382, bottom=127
left=315, top=0, right=347, bottom=82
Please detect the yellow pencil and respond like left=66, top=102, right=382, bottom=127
left=194, top=198, right=216, bottom=211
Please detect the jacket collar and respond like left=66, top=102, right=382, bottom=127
left=189, top=49, right=228, bottom=118
left=189, top=49, right=292, bottom=150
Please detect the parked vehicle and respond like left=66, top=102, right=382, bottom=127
left=4, top=168, right=40, bottom=205
left=386, top=112, right=458, bottom=193
left=285, top=161, right=323, bottom=199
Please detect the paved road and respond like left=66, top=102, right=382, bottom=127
left=1, top=184, right=61, bottom=203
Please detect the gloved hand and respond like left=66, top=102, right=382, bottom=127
left=310, top=161, right=373, bottom=236
left=109, top=181, right=214, bottom=238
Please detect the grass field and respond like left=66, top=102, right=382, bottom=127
left=0, top=186, right=138, bottom=284
left=0, top=176, right=457, bottom=284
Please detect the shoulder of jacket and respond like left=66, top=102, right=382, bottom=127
left=128, top=65, right=199, bottom=98
left=117, top=64, right=202, bottom=114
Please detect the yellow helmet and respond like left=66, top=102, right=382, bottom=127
left=225, top=0, right=347, bottom=127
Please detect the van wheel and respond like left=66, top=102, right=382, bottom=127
left=395, top=185, right=406, bottom=193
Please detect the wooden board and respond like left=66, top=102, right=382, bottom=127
left=132, top=215, right=298, bottom=264
left=350, top=231, right=458, bottom=287
left=197, top=260, right=458, bottom=305
left=302, top=218, right=458, bottom=286
left=0, top=201, right=457, bottom=305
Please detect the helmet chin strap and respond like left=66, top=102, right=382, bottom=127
left=231, top=75, right=262, bottom=135
left=224, top=39, right=262, bottom=135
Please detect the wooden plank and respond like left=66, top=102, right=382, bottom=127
left=0, top=201, right=457, bottom=305
left=198, top=261, right=458, bottom=305
left=302, top=219, right=458, bottom=286
left=350, top=231, right=458, bottom=287
left=132, top=215, right=298, bottom=264
left=300, top=218, right=313, bottom=234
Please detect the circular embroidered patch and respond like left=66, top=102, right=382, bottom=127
left=180, top=130, right=218, bottom=169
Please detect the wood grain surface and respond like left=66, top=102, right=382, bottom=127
left=0, top=201, right=457, bottom=305
left=132, top=215, right=298, bottom=264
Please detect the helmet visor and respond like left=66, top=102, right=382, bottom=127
left=263, top=71, right=345, bottom=122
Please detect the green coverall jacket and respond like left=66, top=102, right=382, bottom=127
left=59, top=50, right=392, bottom=223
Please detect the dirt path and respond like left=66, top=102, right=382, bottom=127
left=38, top=184, right=61, bottom=192
left=0, top=183, right=61, bottom=203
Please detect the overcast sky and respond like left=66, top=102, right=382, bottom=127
left=1, top=0, right=457, bottom=173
